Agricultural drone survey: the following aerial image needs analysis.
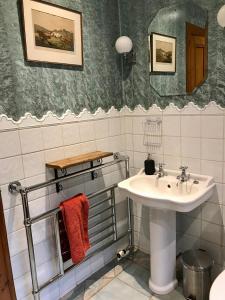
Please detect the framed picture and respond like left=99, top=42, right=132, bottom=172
left=150, top=32, right=176, bottom=73
left=21, top=0, right=83, bottom=67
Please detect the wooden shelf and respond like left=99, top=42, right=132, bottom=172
left=46, top=151, right=113, bottom=170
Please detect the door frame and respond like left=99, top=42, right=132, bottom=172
left=0, top=192, right=16, bottom=300
left=186, top=22, right=208, bottom=93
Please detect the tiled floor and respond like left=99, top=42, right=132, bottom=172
left=63, top=251, right=185, bottom=300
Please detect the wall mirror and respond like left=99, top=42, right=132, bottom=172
left=148, top=1, right=208, bottom=96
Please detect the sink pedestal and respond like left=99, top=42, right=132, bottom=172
left=149, top=209, right=178, bottom=295
left=118, top=168, right=215, bottom=294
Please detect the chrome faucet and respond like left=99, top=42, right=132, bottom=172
left=156, top=163, right=166, bottom=178
left=177, top=166, right=190, bottom=182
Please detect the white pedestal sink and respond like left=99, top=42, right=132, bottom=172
left=118, top=169, right=215, bottom=295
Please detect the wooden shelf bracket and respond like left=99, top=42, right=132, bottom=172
left=46, top=151, right=113, bottom=193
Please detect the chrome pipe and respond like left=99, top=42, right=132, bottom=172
left=20, top=190, right=40, bottom=300
left=89, top=223, right=114, bottom=239
left=89, top=214, right=114, bottom=230
left=89, top=206, right=113, bottom=220
left=38, top=232, right=129, bottom=293
left=31, top=184, right=117, bottom=224
left=90, top=196, right=112, bottom=209
left=87, top=184, right=117, bottom=199
left=26, top=159, right=124, bottom=193
left=31, top=207, right=60, bottom=224
left=111, top=188, right=118, bottom=241
left=8, top=156, right=127, bottom=195
left=38, top=273, right=63, bottom=292
left=54, top=213, right=64, bottom=277
left=65, top=232, right=128, bottom=275
left=125, top=157, right=133, bottom=249
left=90, top=230, right=115, bottom=247
left=125, top=157, right=130, bottom=179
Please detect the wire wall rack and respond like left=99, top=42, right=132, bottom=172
left=8, top=153, right=132, bottom=300
left=143, top=118, right=162, bottom=151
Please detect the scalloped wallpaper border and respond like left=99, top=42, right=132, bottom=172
left=0, top=101, right=224, bottom=130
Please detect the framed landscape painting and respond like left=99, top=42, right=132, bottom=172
left=150, top=33, right=176, bottom=73
left=21, top=0, right=83, bottom=66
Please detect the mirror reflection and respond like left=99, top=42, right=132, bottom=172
left=148, top=1, right=208, bottom=96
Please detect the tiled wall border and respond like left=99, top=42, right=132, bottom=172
left=0, top=101, right=224, bottom=131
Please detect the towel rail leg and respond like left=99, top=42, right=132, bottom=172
left=125, top=157, right=133, bottom=250
left=21, top=189, right=40, bottom=300
left=54, top=213, right=64, bottom=277
left=111, top=188, right=118, bottom=241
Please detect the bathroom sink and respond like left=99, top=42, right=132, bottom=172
left=118, top=168, right=215, bottom=212
left=118, top=168, right=215, bottom=296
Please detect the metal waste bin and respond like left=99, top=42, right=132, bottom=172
left=181, top=249, right=213, bottom=300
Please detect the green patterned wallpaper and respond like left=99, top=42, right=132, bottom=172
left=119, top=0, right=225, bottom=109
left=0, top=0, right=122, bottom=120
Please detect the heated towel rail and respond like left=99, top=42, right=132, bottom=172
left=8, top=153, right=132, bottom=300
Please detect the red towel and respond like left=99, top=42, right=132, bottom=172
left=60, top=193, right=90, bottom=264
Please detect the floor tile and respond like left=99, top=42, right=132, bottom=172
left=117, top=263, right=150, bottom=296
left=62, top=251, right=186, bottom=300
left=131, top=251, right=150, bottom=271
left=90, top=278, right=149, bottom=300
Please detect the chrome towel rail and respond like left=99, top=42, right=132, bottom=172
left=8, top=153, right=132, bottom=300
left=9, top=154, right=125, bottom=194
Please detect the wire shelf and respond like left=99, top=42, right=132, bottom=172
left=143, top=118, right=162, bottom=151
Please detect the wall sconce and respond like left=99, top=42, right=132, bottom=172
left=115, top=36, right=136, bottom=64
left=217, top=5, right=225, bottom=27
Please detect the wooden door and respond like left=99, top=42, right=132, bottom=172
left=186, top=22, right=208, bottom=93
left=0, top=192, right=16, bottom=300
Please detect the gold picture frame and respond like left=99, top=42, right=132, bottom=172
left=21, top=0, right=83, bottom=67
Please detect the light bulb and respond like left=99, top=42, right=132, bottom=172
left=217, top=5, right=225, bottom=28
left=115, top=36, right=133, bottom=54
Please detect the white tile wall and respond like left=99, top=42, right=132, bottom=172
left=62, top=123, right=80, bottom=146
left=1, top=102, right=225, bottom=299
left=201, top=160, right=223, bottom=183
left=8, top=228, right=28, bottom=257
left=124, top=116, right=133, bottom=133
left=163, top=136, right=181, bottom=156
left=20, top=128, right=44, bottom=154
left=22, top=151, right=46, bottom=178
left=201, top=116, right=224, bottom=139
left=181, top=116, right=201, bottom=137
left=42, top=125, right=63, bottom=149
left=64, top=143, right=82, bottom=157
left=181, top=137, right=200, bottom=159
left=0, top=156, right=24, bottom=185
left=109, top=117, right=121, bottom=136
left=4, top=205, right=24, bottom=233
left=94, top=119, right=109, bottom=139
left=0, top=110, right=127, bottom=300
left=122, top=102, right=225, bottom=279
left=162, top=115, right=180, bottom=136
left=79, top=121, right=95, bottom=142
left=0, top=130, right=21, bottom=158
left=201, top=138, right=223, bottom=161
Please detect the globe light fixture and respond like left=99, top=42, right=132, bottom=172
left=217, top=5, right=225, bottom=28
left=115, top=36, right=136, bottom=64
